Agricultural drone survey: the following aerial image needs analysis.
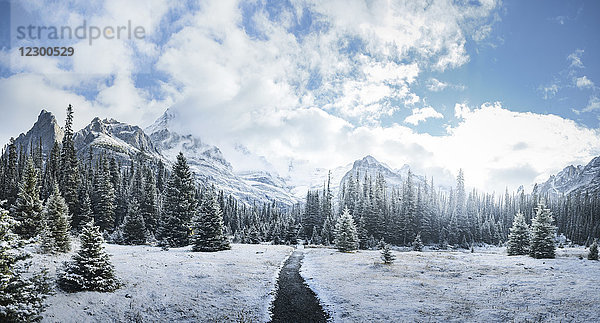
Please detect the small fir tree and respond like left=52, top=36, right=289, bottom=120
left=191, top=192, right=230, bottom=252
left=529, top=204, right=556, bottom=259
left=589, top=239, right=599, bottom=261
left=10, top=157, right=43, bottom=239
left=121, top=198, right=147, bottom=245
left=507, top=212, right=530, bottom=256
left=380, top=243, right=395, bottom=264
left=334, top=208, right=359, bottom=252
left=412, top=233, right=424, bottom=252
left=58, top=221, right=119, bottom=292
left=0, top=202, right=49, bottom=322
left=44, top=185, right=71, bottom=253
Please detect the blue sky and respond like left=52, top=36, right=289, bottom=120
left=1, top=0, right=600, bottom=192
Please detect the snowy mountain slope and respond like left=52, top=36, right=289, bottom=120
left=146, top=109, right=299, bottom=206
left=74, top=117, right=162, bottom=166
left=534, top=156, right=600, bottom=196
left=11, top=109, right=64, bottom=158
left=339, top=155, right=426, bottom=191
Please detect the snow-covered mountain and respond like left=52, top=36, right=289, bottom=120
left=145, top=109, right=299, bottom=206
left=339, top=155, right=426, bottom=191
left=534, top=156, right=600, bottom=196
left=11, top=109, right=64, bottom=158
left=74, top=117, right=162, bottom=165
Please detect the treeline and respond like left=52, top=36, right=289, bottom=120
left=294, top=170, right=600, bottom=248
left=1, top=105, right=599, bottom=250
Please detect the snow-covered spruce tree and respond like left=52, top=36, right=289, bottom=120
left=121, top=198, right=147, bottom=245
left=191, top=192, right=230, bottom=252
left=158, top=152, right=197, bottom=248
left=0, top=202, right=49, bottom=322
left=43, top=185, right=71, bottom=253
left=92, top=159, right=116, bottom=232
left=10, top=157, right=43, bottom=239
left=59, top=104, right=80, bottom=221
left=58, top=221, right=118, bottom=292
left=412, top=232, right=424, bottom=252
left=334, top=208, right=359, bottom=252
left=507, top=212, right=529, bottom=256
left=529, top=204, right=556, bottom=259
left=380, top=243, right=395, bottom=264
left=589, top=239, right=599, bottom=261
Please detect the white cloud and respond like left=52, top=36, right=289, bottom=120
left=583, top=96, right=600, bottom=113
left=427, top=78, right=448, bottom=92
left=454, top=103, right=470, bottom=119
left=404, top=107, right=444, bottom=125
left=540, top=83, right=559, bottom=99
left=575, top=76, right=594, bottom=89
left=568, top=49, right=584, bottom=68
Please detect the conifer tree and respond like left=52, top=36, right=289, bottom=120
left=191, top=191, right=230, bottom=252
left=44, top=185, right=71, bottom=253
left=10, top=157, right=43, bottom=239
left=529, top=204, right=556, bottom=259
left=0, top=202, right=49, bottom=322
left=334, top=208, right=359, bottom=252
left=380, top=242, right=395, bottom=264
left=59, top=104, right=79, bottom=221
left=588, top=239, right=598, bottom=261
left=412, top=232, right=424, bottom=252
left=158, top=152, right=197, bottom=247
left=140, top=166, right=158, bottom=234
left=122, top=198, right=147, bottom=245
left=92, top=159, right=116, bottom=232
left=507, top=212, right=530, bottom=256
left=58, top=221, right=118, bottom=292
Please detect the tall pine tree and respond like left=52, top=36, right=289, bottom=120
left=191, top=190, right=230, bottom=252
left=10, top=157, right=43, bottom=239
left=158, top=152, right=197, bottom=247
left=59, top=104, right=79, bottom=225
left=43, top=185, right=71, bottom=253
left=334, top=208, right=359, bottom=252
left=507, top=212, right=529, bottom=256
left=529, top=204, right=556, bottom=259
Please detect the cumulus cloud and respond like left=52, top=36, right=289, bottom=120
left=575, top=76, right=594, bottom=89
left=404, top=107, right=444, bottom=125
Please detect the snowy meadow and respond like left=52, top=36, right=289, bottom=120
left=34, top=243, right=293, bottom=322
left=301, top=246, right=600, bottom=322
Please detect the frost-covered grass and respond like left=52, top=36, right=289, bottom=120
left=301, top=246, right=600, bottom=322
left=33, top=243, right=293, bottom=322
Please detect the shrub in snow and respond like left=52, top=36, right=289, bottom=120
left=529, top=204, right=556, bottom=259
left=58, top=221, right=119, bottom=292
left=0, top=202, right=49, bottom=322
left=412, top=233, right=424, bottom=252
left=507, top=212, right=529, bottom=256
left=191, top=192, right=230, bottom=252
left=334, top=208, right=359, bottom=252
left=380, top=243, right=395, bottom=265
left=589, top=240, right=599, bottom=261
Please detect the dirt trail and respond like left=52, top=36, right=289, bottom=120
left=270, top=251, right=329, bottom=323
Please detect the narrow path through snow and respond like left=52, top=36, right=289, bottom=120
left=270, top=250, right=329, bottom=323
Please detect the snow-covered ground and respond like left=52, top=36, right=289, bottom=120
left=301, top=246, right=600, bottom=322
left=33, top=243, right=293, bottom=322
